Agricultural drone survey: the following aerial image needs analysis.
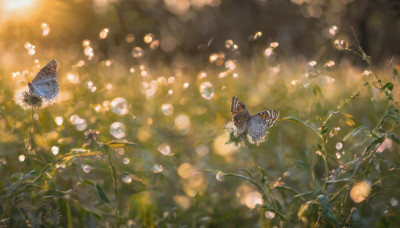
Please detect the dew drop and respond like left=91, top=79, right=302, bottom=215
left=99, top=28, right=109, bottom=39
left=175, top=114, right=191, bottom=134
left=51, top=146, right=59, bottom=155
left=84, top=47, right=93, bottom=56
left=125, top=34, right=135, bottom=43
left=335, top=142, right=343, bottom=150
left=324, top=60, right=335, bottom=68
left=225, top=40, right=234, bottom=49
left=329, top=25, right=338, bottom=36
left=195, top=144, right=209, bottom=157
left=144, top=33, right=154, bottom=43
left=158, top=143, right=171, bottom=156
left=82, top=39, right=91, bottom=47
left=132, top=47, right=144, bottom=58
left=153, top=164, right=164, bottom=173
left=150, top=40, right=159, bottom=49
left=265, top=211, right=275, bottom=219
left=161, top=104, right=174, bottom=116
left=70, top=115, right=87, bottom=131
left=168, top=77, right=175, bottom=84
left=270, top=42, right=279, bottom=48
left=82, top=164, right=92, bottom=173
left=123, top=157, right=130, bottom=165
left=199, top=81, right=215, bottom=100
left=264, top=47, right=273, bottom=56
left=334, top=39, right=348, bottom=50
left=111, top=97, right=129, bottom=115
left=122, top=175, right=132, bottom=183
left=24, top=42, right=32, bottom=49
left=335, top=152, right=342, bottom=159
left=362, top=70, right=372, bottom=76
left=55, top=116, right=64, bottom=126
left=216, top=171, right=225, bottom=182
left=390, top=197, right=398, bottom=207
left=197, top=71, right=207, bottom=79
left=67, top=73, right=79, bottom=84
left=225, top=60, right=236, bottom=70
left=110, top=122, right=126, bottom=139
left=41, top=22, right=50, bottom=36
left=18, top=155, right=25, bottom=162
left=329, top=127, right=340, bottom=137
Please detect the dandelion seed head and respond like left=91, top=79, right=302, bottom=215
left=84, top=129, right=100, bottom=143
left=14, top=87, right=43, bottom=110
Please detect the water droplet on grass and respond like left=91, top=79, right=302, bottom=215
left=158, top=143, right=171, bottom=156
left=111, top=97, right=129, bottom=115
left=199, top=82, right=215, bottom=100
left=110, top=122, right=126, bottom=139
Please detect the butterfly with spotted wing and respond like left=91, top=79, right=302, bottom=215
left=28, top=60, right=59, bottom=100
left=231, top=96, right=279, bottom=141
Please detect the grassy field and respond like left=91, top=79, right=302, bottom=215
left=0, top=0, right=400, bottom=227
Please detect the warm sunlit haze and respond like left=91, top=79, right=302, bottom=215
left=0, top=0, right=400, bottom=227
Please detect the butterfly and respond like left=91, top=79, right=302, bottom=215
left=231, top=96, right=279, bottom=141
left=28, top=60, right=59, bottom=100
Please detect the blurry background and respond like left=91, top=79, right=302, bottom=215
left=0, top=0, right=400, bottom=227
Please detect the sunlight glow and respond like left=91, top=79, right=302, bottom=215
left=4, top=0, right=36, bottom=11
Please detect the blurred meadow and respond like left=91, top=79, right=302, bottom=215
left=1, top=0, right=400, bottom=227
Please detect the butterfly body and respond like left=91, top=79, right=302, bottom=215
left=28, top=60, right=59, bottom=100
left=231, top=96, right=279, bottom=141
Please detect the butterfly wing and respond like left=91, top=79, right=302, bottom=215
left=30, top=60, right=59, bottom=99
left=29, top=79, right=59, bottom=100
left=248, top=110, right=279, bottom=141
left=231, top=96, right=250, bottom=134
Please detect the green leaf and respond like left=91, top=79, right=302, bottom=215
left=297, top=201, right=312, bottom=219
left=365, top=137, right=385, bottom=154
left=274, top=186, right=300, bottom=195
left=343, top=126, right=370, bottom=141
left=363, top=81, right=369, bottom=86
left=95, top=184, right=111, bottom=204
left=281, top=116, right=319, bottom=136
left=6, top=179, right=23, bottom=197
left=321, top=209, right=339, bottom=226
left=388, top=134, right=400, bottom=145
left=317, top=195, right=332, bottom=211
left=106, top=140, right=136, bottom=148
left=382, top=82, right=394, bottom=91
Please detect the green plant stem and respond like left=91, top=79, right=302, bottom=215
left=246, top=146, right=280, bottom=216
left=105, top=150, right=120, bottom=228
